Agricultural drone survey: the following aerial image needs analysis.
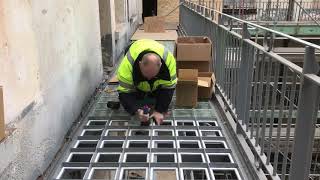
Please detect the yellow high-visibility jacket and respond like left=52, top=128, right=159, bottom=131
left=117, top=39, right=177, bottom=93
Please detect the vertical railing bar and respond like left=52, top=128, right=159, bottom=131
left=229, top=34, right=234, bottom=108
left=281, top=72, right=297, bottom=180
left=216, top=25, right=222, bottom=86
left=229, top=34, right=235, bottom=107
left=221, top=28, right=227, bottom=96
left=223, top=27, right=228, bottom=96
left=226, top=32, right=231, bottom=101
left=255, top=53, right=266, bottom=147
left=267, top=61, right=280, bottom=165
left=237, top=38, right=242, bottom=107
left=245, top=44, right=255, bottom=131
left=250, top=48, right=261, bottom=139
left=231, top=37, right=237, bottom=110
left=260, top=55, right=272, bottom=156
left=233, top=39, right=239, bottom=112
left=273, top=66, right=288, bottom=176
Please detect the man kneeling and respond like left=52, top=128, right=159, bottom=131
left=117, top=39, right=177, bottom=125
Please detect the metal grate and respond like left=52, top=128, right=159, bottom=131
left=52, top=85, right=242, bottom=180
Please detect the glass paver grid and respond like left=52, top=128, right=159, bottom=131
left=53, top=85, right=242, bottom=180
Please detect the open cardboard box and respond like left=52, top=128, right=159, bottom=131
left=176, top=36, right=212, bottom=61
left=198, top=72, right=216, bottom=99
left=177, top=61, right=212, bottom=72
left=176, top=69, right=198, bottom=107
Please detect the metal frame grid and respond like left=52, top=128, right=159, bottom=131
left=52, top=85, right=243, bottom=180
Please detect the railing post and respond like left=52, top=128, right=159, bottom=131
left=289, top=46, right=320, bottom=180
left=236, top=23, right=254, bottom=132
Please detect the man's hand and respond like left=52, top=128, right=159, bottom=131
left=137, top=109, right=149, bottom=122
left=151, top=111, right=164, bottom=125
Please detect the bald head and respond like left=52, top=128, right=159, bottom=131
left=139, top=53, right=162, bottom=80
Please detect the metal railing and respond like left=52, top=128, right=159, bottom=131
left=180, top=1, right=320, bottom=180
left=191, top=0, right=320, bottom=23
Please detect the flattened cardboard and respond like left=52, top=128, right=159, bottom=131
left=198, top=72, right=216, bottom=99
left=176, top=69, right=198, bottom=107
left=0, top=87, right=5, bottom=141
left=144, top=16, right=165, bottom=33
left=198, top=77, right=211, bottom=87
left=131, top=30, right=178, bottom=41
left=176, top=36, right=212, bottom=61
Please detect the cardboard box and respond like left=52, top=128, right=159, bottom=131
left=176, top=36, right=212, bottom=61
left=144, top=16, right=165, bottom=33
left=198, top=72, right=216, bottom=99
left=177, top=61, right=211, bottom=72
left=176, top=69, right=198, bottom=107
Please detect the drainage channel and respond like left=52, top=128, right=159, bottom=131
left=49, top=84, right=243, bottom=180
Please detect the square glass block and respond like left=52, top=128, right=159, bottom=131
left=75, top=141, right=98, bottom=148
left=59, top=168, right=87, bottom=179
left=68, top=153, right=93, bottom=162
left=106, top=130, right=128, bottom=136
left=153, top=141, right=175, bottom=148
left=152, top=169, right=177, bottom=180
left=90, top=169, right=116, bottom=179
left=152, top=154, right=176, bottom=163
left=212, top=169, right=240, bottom=180
left=102, top=140, right=124, bottom=148
left=125, top=154, right=148, bottom=162
left=182, top=169, right=208, bottom=180
left=121, top=169, right=146, bottom=180
left=96, top=154, right=120, bottom=162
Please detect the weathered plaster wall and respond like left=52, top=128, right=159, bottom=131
left=0, top=0, right=103, bottom=179
left=99, top=0, right=142, bottom=66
